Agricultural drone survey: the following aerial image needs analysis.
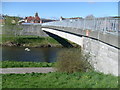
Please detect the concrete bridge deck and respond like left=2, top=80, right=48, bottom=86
left=42, top=26, right=119, bottom=49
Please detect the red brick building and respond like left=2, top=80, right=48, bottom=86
left=24, top=12, right=41, bottom=23
left=18, top=12, right=56, bottom=24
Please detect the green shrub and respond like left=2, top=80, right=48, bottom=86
left=55, top=48, right=92, bottom=73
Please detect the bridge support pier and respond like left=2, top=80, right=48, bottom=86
left=83, top=37, right=118, bottom=76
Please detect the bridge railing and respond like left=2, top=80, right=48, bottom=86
left=42, top=17, right=119, bottom=35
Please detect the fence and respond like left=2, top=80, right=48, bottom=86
left=42, top=17, right=119, bottom=35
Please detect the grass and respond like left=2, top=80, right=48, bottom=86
left=2, top=35, right=80, bottom=47
left=1, top=61, right=55, bottom=68
left=2, top=71, right=118, bottom=88
left=2, top=35, right=61, bottom=46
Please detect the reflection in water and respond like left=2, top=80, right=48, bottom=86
left=40, top=48, right=58, bottom=62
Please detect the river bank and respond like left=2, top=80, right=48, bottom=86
left=1, top=60, right=118, bottom=88
left=1, top=35, right=80, bottom=48
left=1, top=61, right=118, bottom=88
left=1, top=41, right=62, bottom=48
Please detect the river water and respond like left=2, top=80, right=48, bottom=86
left=1, top=47, right=80, bottom=63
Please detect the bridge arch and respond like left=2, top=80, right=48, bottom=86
left=42, top=28, right=84, bottom=47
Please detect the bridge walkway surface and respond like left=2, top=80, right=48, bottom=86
left=0, top=67, right=55, bottom=74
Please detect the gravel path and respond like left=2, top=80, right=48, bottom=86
left=0, top=67, right=55, bottom=74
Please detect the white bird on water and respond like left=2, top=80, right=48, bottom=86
left=25, top=48, right=30, bottom=51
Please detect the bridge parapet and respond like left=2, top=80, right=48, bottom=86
left=42, top=17, right=119, bottom=35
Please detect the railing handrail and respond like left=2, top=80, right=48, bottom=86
left=42, top=17, right=119, bottom=35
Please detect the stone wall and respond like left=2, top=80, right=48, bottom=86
left=83, top=37, right=119, bottom=76
left=19, top=25, right=48, bottom=37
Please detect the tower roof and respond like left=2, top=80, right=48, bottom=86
left=35, top=12, right=38, bottom=17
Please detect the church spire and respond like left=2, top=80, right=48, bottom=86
left=35, top=12, right=38, bottom=17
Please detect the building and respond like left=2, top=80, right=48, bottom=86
left=25, top=12, right=41, bottom=23
left=18, top=12, right=57, bottom=24
left=18, top=12, right=41, bottom=24
left=34, top=12, right=41, bottom=23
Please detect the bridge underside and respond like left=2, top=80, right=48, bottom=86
left=42, top=28, right=84, bottom=47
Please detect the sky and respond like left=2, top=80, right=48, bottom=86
left=2, top=2, right=118, bottom=19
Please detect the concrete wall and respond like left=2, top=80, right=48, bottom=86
left=83, top=37, right=119, bottom=76
left=2, top=25, right=48, bottom=37
left=19, top=25, right=48, bottom=37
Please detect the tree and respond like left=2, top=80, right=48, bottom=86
left=4, top=16, right=19, bottom=25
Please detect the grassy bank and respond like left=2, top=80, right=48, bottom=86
left=2, top=71, right=118, bottom=88
left=2, top=35, right=79, bottom=47
left=2, top=35, right=62, bottom=47
left=1, top=61, right=55, bottom=68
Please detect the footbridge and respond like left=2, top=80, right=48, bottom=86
left=41, top=17, right=119, bottom=76
left=16, top=17, right=119, bottom=76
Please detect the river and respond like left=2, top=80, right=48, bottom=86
left=1, top=47, right=80, bottom=63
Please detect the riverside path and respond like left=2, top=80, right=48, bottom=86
left=0, top=67, right=55, bottom=74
